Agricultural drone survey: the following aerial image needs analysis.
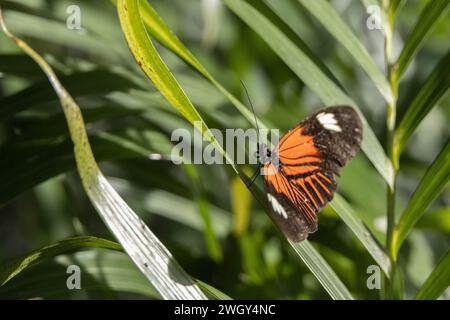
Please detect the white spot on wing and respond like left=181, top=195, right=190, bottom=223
left=267, top=194, right=288, bottom=219
left=316, top=112, right=342, bottom=132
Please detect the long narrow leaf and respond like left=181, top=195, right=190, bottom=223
left=296, top=0, right=393, bottom=104
left=0, top=236, right=121, bottom=287
left=0, top=9, right=207, bottom=300
left=194, top=279, right=233, bottom=300
left=394, top=50, right=450, bottom=159
left=224, top=0, right=394, bottom=189
left=0, top=249, right=160, bottom=299
left=112, top=0, right=267, bottom=131
left=331, top=194, right=391, bottom=276
left=393, top=139, right=450, bottom=254
left=389, top=0, right=406, bottom=15
left=289, top=241, right=354, bottom=300
left=117, top=0, right=243, bottom=175
left=415, top=250, right=450, bottom=300
left=395, top=0, right=450, bottom=77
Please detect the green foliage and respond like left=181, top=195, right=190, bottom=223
left=0, top=9, right=206, bottom=299
left=415, top=250, right=450, bottom=300
left=394, top=0, right=450, bottom=77
left=393, top=140, right=450, bottom=254
left=0, top=236, right=121, bottom=287
left=0, top=0, right=448, bottom=300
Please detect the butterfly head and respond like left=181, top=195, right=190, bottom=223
left=257, top=142, right=275, bottom=164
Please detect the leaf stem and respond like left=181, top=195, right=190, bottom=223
left=383, top=0, right=399, bottom=299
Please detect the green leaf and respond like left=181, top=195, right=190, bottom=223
left=0, top=9, right=207, bottom=299
left=224, top=0, right=394, bottom=189
left=395, top=0, right=450, bottom=77
left=195, top=279, right=233, bottom=300
left=0, top=69, right=136, bottom=122
left=117, top=0, right=266, bottom=131
left=389, top=0, right=406, bottom=15
left=330, top=194, right=391, bottom=276
left=0, top=249, right=161, bottom=299
left=254, top=0, right=346, bottom=88
left=415, top=250, right=450, bottom=300
left=0, top=131, right=155, bottom=205
left=393, top=139, right=450, bottom=254
left=394, top=50, right=450, bottom=159
left=0, top=236, right=121, bottom=287
left=0, top=240, right=230, bottom=300
left=296, top=0, right=393, bottom=104
left=117, top=0, right=242, bottom=175
left=1, top=6, right=130, bottom=68
left=289, top=241, right=354, bottom=300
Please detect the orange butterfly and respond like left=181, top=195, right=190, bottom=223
left=257, top=106, right=362, bottom=242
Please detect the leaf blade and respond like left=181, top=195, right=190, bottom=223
left=289, top=240, right=354, bottom=300
left=395, top=0, right=450, bottom=77
left=394, top=50, right=450, bottom=158
left=296, top=0, right=393, bottom=104
left=393, top=139, right=450, bottom=254
left=0, top=249, right=161, bottom=299
left=415, top=250, right=450, bottom=300
left=330, top=194, right=391, bottom=276
left=0, top=236, right=122, bottom=287
left=133, top=0, right=266, bottom=131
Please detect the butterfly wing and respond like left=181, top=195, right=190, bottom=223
left=263, top=106, right=362, bottom=242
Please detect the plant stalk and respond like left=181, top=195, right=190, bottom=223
left=383, top=0, right=399, bottom=300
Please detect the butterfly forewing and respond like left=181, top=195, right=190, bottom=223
left=263, top=106, right=362, bottom=242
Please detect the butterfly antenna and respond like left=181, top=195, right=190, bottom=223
left=240, top=80, right=263, bottom=189
left=240, top=80, right=260, bottom=138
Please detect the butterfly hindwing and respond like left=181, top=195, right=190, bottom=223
left=263, top=106, right=362, bottom=242
left=264, top=165, right=316, bottom=242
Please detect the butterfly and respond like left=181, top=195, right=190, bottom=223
left=257, top=106, right=363, bottom=242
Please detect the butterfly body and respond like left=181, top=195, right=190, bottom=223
left=259, top=106, right=362, bottom=242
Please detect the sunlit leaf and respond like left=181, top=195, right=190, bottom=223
left=296, top=0, right=393, bottom=104
left=194, top=279, right=233, bottom=300
left=289, top=241, right=354, bottom=300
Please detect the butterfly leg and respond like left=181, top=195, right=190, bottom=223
left=245, top=165, right=262, bottom=189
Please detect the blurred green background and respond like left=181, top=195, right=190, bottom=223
left=0, top=0, right=448, bottom=299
